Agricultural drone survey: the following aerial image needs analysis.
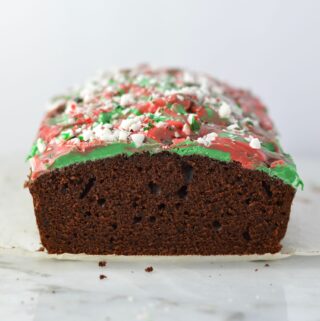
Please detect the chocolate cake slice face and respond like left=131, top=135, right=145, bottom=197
left=30, top=153, right=295, bottom=255
left=27, top=66, right=302, bottom=255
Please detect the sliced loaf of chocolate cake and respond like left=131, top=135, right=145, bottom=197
left=26, top=66, right=302, bottom=255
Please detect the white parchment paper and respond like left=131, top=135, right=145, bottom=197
left=0, top=156, right=319, bottom=261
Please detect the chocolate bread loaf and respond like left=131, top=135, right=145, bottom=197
left=27, top=66, right=302, bottom=255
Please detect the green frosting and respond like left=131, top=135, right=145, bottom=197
left=53, top=143, right=135, bottom=169
left=258, top=164, right=304, bottom=190
left=52, top=143, right=231, bottom=169
left=170, top=144, right=231, bottom=162
left=52, top=142, right=302, bottom=189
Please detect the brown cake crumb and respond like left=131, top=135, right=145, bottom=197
left=99, top=274, right=107, bottom=280
left=265, top=263, right=270, bottom=267
left=37, top=246, right=45, bottom=252
left=145, top=266, right=154, bottom=273
left=254, top=268, right=258, bottom=272
left=98, top=261, right=107, bottom=267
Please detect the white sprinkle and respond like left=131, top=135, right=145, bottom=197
left=197, top=132, right=217, bottom=147
left=82, top=129, right=93, bottom=141
left=182, top=124, right=191, bottom=135
left=120, top=94, right=135, bottom=106
left=183, top=72, right=195, bottom=83
left=70, top=138, right=80, bottom=144
left=249, top=137, right=261, bottom=149
left=80, top=86, right=95, bottom=103
left=29, top=158, right=36, bottom=171
left=120, top=119, right=134, bottom=130
left=131, top=133, right=145, bottom=147
left=129, top=122, right=142, bottom=132
left=93, top=124, right=114, bottom=141
left=65, top=101, right=80, bottom=114
left=103, top=132, right=118, bottom=142
left=227, top=123, right=240, bottom=131
left=218, top=102, right=231, bottom=119
left=204, top=97, right=218, bottom=105
left=180, top=86, right=204, bottom=100
left=156, top=121, right=166, bottom=127
left=118, top=130, right=129, bottom=141
left=36, top=138, right=46, bottom=153
left=187, top=114, right=196, bottom=125
left=120, top=116, right=143, bottom=131
left=53, top=137, right=62, bottom=144
left=61, top=128, right=74, bottom=139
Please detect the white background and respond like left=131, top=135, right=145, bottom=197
left=0, top=0, right=319, bottom=158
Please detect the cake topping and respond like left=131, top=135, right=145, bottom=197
left=27, top=65, right=302, bottom=188
left=249, top=137, right=261, bottom=149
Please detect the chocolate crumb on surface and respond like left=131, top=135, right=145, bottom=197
left=145, top=266, right=154, bottom=273
left=98, top=261, right=107, bottom=267
left=37, top=246, right=45, bottom=252
left=265, top=263, right=270, bottom=267
left=99, top=274, right=107, bottom=280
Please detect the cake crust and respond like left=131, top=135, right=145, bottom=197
left=29, top=152, right=295, bottom=255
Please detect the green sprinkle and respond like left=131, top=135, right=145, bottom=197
left=143, top=122, right=154, bottom=131
left=131, top=108, right=142, bottom=116
left=167, top=103, right=173, bottom=109
left=262, top=142, right=276, bottom=153
left=118, top=89, right=125, bottom=96
left=190, top=116, right=200, bottom=132
left=205, top=106, right=214, bottom=118
left=149, top=114, right=168, bottom=122
left=99, top=105, right=124, bottom=124
left=61, top=131, right=72, bottom=140
left=98, top=112, right=112, bottom=124
left=175, top=104, right=187, bottom=115
left=139, top=78, right=150, bottom=87
left=27, top=144, right=38, bottom=160
left=115, top=105, right=124, bottom=112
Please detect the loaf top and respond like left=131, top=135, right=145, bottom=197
left=27, top=65, right=302, bottom=188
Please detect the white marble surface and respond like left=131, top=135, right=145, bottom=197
left=1, top=253, right=320, bottom=321
left=0, top=156, right=320, bottom=320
